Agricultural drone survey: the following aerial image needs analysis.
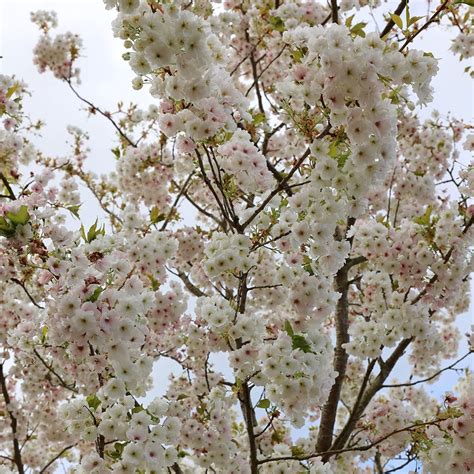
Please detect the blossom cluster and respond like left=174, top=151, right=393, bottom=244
left=117, top=143, right=174, bottom=210
left=62, top=394, right=181, bottom=472
left=421, top=378, right=474, bottom=474
left=31, top=11, right=82, bottom=82
left=111, top=1, right=250, bottom=144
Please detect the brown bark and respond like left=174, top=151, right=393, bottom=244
left=0, top=364, right=24, bottom=474
left=315, top=262, right=350, bottom=453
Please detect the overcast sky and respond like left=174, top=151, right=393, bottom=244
left=1, top=0, right=472, bottom=464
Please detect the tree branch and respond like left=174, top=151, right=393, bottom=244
left=33, top=348, right=78, bottom=393
left=259, top=418, right=441, bottom=465
left=382, top=350, right=473, bottom=388
left=39, top=444, right=75, bottom=473
left=0, top=172, right=16, bottom=200
left=327, top=338, right=413, bottom=459
left=0, top=363, right=24, bottom=474
left=331, top=0, right=339, bottom=24
left=241, top=122, right=331, bottom=230
left=10, top=278, right=45, bottom=310
left=380, top=0, right=408, bottom=38
left=66, top=79, right=137, bottom=148
left=316, top=258, right=351, bottom=453
left=399, top=0, right=449, bottom=52
left=160, top=172, right=195, bottom=231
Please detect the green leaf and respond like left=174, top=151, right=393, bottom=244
left=328, top=141, right=339, bottom=158
left=66, top=204, right=81, bottom=219
left=148, top=274, right=160, bottom=291
left=268, top=16, right=286, bottom=32
left=302, top=254, right=314, bottom=275
left=291, top=48, right=305, bottom=63
left=350, top=22, right=367, bottom=38
left=87, top=286, right=103, bottom=303
left=86, top=394, right=101, bottom=411
left=0, top=216, right=15, bottom=238
left=390, top=13, right=403, bottom=29
left=111, top=147, right=121, bottom=159
left=257, top=399, right=271, bottom=409
left=6, top=83, right=19, bottom=99
left=414, top=205, right=432, bottom=227
left=132, top=405, right=144, bottom=414
left=291, top=334, right=312, bottom=353
left=177, top=394, right=189, bottom=401
left=253, top=112, right=266, bottom=126
left=345, top=14, right=355, bottom=27
left=6, top=205, right=30, bottom=225
left=82, top=219, right=105, bottom=243
left=337, top=150, right=350, bottom=168
left=41, top=326, right=48, bottom=344
left=408, top=16, right=425, bottom=26
left=87, top=219, right=99, bottom=242
left=150, top=207, right=165, bottom=224
left=284, top=320, right=294, bottom=337
left=454, top=0, right=474, bottom=6
left=291, top=445, right=306, bottom=457
left=80, top=224, right=87, bottom=242
left=107, top=442, right=126, bottom=461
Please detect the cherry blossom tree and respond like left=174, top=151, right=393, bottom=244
left=0, top=0, right=473, bottom=473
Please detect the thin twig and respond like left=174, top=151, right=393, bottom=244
left=33, top=348, right=78, bottom=393
left=0, top=172, right=16, bottom=200
left=160, top=172, right=195, bottom=231
left=399, top=1, right=450, bottom=52
left=245, top=45, right=288, bottom=97
left=39, top=445, right=75, bottom=473
left=241, top=123, right=331, bottom=230
left=10, top=278, right=45, bottom=309
left=383, top=351, right=473, bottom=388
left=258, top=419, right=442, bottom=465
left=66, top=79, right=137, bottom=148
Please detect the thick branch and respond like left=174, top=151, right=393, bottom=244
left=327, top=337, right=413, bottom=458
left=324, top=216, right=473, bottom=457
left=316, top=261, right=350, bottom=453
left=331, top=0, right=339, bottom=24
left=171, top=463, right=184, bottom=474
left=240, top=382, right=259, bottom=474
left=0, top=364, right=24, bottom=474
left=249, top=49, right=265, bottom=115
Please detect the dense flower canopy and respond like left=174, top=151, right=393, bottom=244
left=0, top=1, right=473, bottom=473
